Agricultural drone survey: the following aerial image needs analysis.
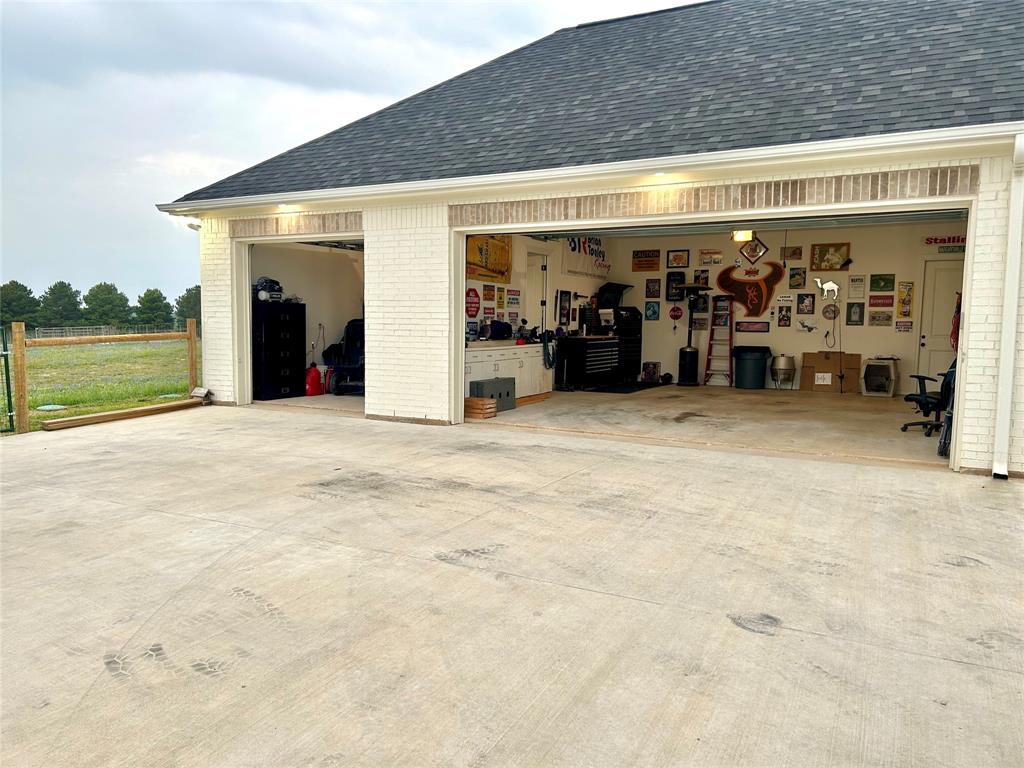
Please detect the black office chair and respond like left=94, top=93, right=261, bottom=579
left=901, top=361, right=955, bottom=436
left=325, top=319, right=365, bottom=395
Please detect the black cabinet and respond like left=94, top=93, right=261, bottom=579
left=557, top=337, right=619, bottom=390
left=252, top=301, right=305, bottom=400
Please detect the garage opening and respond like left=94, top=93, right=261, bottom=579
left=250, top=240, right=365, bottom=416
left=462, top=211, right=968, bottom=466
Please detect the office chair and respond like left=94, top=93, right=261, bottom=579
left=327, top=319, right=365, bottom=395
left=901, top=361, right=955, bottom=436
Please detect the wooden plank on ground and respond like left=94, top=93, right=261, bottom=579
left=515, top=392, right=552, bottom=407
left=40, top=398, right=203, bottom=431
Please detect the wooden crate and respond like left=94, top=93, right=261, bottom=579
left=464, top=396, right=498, bottom=420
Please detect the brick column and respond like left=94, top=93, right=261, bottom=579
left=362, top=203, right=453, bottom=422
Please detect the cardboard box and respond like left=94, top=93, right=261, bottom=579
left=800, top=352, right=861, bottom=393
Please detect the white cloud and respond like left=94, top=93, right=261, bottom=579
left=1, top=0, right=685, bottom=301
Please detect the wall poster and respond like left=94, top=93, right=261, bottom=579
left=563, top=236, right=612, bottom=279
left=797, top=293, right=816, bottom=314
left=780, top=246, right=803, bottom=261
left=692, top=317, right=709, bottom=331
left=482, top=284, right=496, bottom=302
left=870, top=273, right=896, bottom=292
left=699, top=249, right=722, bottom=266
left=632, top=249, right=661, bottom=272
left=666, top=272, right=688, bottom=301
left=869, top=310, right=893, bottom=327
left=645, top=279, right=661, bottom=298
left=846, top=302, right=864, bottom=326
left=496, top=287, right=506, bottom=309
left=506, top=289, right=521, bottom=307
left=789, top=267, right=807, bottom=289
left=869, top=294, right=894, bottom=307
left=466, top=235, right=512, bottom=284
left=777, top=305, right=792, bottom=327
left=897, top=281, right=914, bottom=318
left=848, top=275, right=866, bottom=299
left=736, top=321, right=770, bottom=333
left=645, top=301, right=661, bottom=321
left=557, top=290, right=572, bottom=326
left=895, top=320, right=914, bottom=333
left=465, top=288, right=481, bottom=318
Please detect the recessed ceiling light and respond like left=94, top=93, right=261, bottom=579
left=654, top=172, right=666, bottom=177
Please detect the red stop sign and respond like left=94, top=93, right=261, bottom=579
left=669, top=305, right=684, bottom=321
left=466, top=288, right=481, bottom=318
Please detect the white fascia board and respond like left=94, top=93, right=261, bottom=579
left=156, top=120, right=1024, bottom=216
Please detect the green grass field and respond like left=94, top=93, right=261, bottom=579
left=2, top=340, right=200, bottom=432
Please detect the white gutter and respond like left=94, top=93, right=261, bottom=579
left=156, top=120, right=1024, bottom=215
left=991, top=133, right=1024, bottom=479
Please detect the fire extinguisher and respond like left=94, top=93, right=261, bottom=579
left=305, top=362, right=324, bottom=396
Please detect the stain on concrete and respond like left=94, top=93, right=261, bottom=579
left=435, top=544, right=506, bottom=564
left=943, top=555, right=987, bottom=568
left=102, top=653, right=133, bottom=679
left=967, top=630, right=1021, bottom=650
left=190, top=659, right=226, bottom=677
left=728, top=613, right=781, bottom=636
left=672, top=411, right=707, bottom=423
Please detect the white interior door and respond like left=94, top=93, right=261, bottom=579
left=918, top=259, right=964, bottom=377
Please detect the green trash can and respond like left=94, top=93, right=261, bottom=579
left=731, top=346, right=772, bottom=389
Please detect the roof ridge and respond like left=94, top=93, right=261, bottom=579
left=575, top=0, right=723, bottom=29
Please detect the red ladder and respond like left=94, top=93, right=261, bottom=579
left=704, top=295, right=734, bottom=385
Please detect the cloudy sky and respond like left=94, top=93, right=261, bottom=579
left=2, top=0, right=681, bottom=302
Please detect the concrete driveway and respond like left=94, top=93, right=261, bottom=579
left=1, top=406, right=1021, bottom=767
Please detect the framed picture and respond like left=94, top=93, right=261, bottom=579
left=571, top=307, right=578, bottom=322
left=667, top=249, right=689, bottom=269
left=693, top=269, right=709, bottom=287
left=810, top=242, right=851, bottom=271
left=846, top=302, right=864, bottom=326
left=641, top=361, right=661, bottom=382
left=692, top=317, right=709, bottom=331
left=645, top=278, right=661, bottom=299
left=797, top=293, right=815, bottom=314
left=777, top=305, right=792, bottom=327
left=644, top=301, right=660, bottom=321
left=870, top=273, right=896, bottom=292
left=693, top=294, right=709, bottom=314
left=780, top=245, right=803, bottom=261
left=848, top=274, right=866, bottom=299
left=789, top=267, right=806, bottom=289
left=666, top=272, right=687, bottom=301
left=557, top=290, right=572, bottom=326
left=735, top=321, right=770, bottom=333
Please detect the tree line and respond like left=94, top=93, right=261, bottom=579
left=0, top=280, right=201, bottom=330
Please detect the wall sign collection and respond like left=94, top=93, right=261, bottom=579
left=618, top=238, right=956, bottom=335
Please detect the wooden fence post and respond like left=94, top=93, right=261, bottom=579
left=11, top=322, right=29, bottom=434
left=186, top=318, right=198, bottom=393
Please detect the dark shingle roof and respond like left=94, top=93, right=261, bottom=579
left=177, top=0, right=1024, bottom=203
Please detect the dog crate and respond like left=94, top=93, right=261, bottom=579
left=861, top=358, right=897, bottom=397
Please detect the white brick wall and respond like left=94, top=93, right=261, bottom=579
left=959, top=156, right=1017, bottom=472
left=1009, top=162, right=1024, bottom=475
left=362, top=203, right=452, bottom=421
left=198, top=218, right=235, bottom=403
left=194, top=152, right=1023, bottom=471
